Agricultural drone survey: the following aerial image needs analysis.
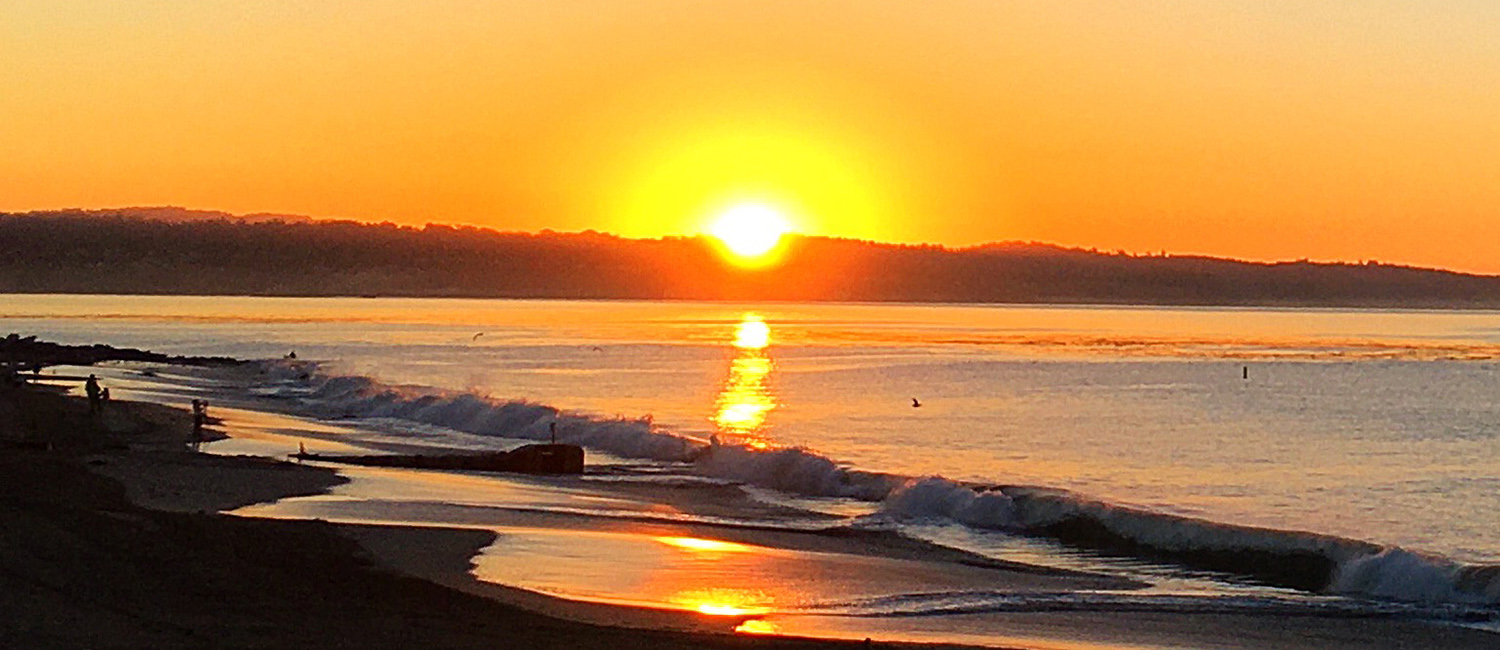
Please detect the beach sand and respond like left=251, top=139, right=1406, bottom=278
left=4, top=377, right=1498, bottom=649
left=0, top=383, right=964, bottom=649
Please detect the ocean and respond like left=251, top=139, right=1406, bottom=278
left=7, top=294, right=1500, bottom=640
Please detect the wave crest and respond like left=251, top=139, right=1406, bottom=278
left=255, top=360, right=1500, bottom=607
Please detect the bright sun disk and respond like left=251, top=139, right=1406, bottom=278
left=709, top=204, right=792, bottom=261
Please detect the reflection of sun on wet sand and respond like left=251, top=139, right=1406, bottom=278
left=10, top=344, right=1500, bottom=650
left=466, top=525, right=1136, bottom=621
left=0, top=375, right=954, bottom=649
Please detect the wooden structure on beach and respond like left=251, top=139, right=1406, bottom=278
left=290, top=443, right=585, bottom=475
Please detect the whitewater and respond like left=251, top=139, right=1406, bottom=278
left=7, top=294, right=1500, bottom=624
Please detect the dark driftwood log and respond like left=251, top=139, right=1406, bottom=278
left=291, top=443, right=584, bottom=475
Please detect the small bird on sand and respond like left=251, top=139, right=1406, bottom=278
left=911, top=397, right=922, bottom=408
left=472, top=332, right=485, bottom=341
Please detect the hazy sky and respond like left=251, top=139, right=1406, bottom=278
left=5, top=1, right=1499, bottom=272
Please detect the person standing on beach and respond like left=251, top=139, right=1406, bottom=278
left=191, top=399, right=208, bottom=450
left=85, top=374, right=102, bottom=414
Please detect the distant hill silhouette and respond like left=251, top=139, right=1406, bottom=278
left=13, top=206, right=314, bottom=224
left=3, top=210, right=1498, bottom=308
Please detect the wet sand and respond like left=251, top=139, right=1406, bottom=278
left=4, top=376, right=1498, bottom=649
left=0, top=383, right=966, bottom=649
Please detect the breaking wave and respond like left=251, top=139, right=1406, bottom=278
left=254, top=360, right=1500, bottom=609
left=791, top=590, right=1500, bottom=623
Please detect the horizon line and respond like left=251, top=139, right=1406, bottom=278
left=7, top=204, right=1495, bottom=279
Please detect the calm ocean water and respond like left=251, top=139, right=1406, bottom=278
left=7, top=294, right=1500, bottom=610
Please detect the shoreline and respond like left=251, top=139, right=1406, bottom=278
left=5, top=355, right=1500, bottom=649
left=0, top=381, right=978, bottom=649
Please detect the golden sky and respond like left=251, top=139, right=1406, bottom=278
left=5, top=1, right=1499, bottom=272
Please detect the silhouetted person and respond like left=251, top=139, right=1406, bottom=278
left=911, top=397, right=922, bottom=408
left=100, top=387, right=110, bottom=404
left=191, top=399, right=208, bottom=450
left=85, top=374, right=102, bottom=414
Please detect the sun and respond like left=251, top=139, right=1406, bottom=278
left=708, top=204, right=793, bottom=266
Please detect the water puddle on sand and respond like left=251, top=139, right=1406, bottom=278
left=470, top=526, right=1063, bottom=614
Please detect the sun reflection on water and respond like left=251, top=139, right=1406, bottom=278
left=733, top=316, right=771, bottom=349
left=734, top=619, right=780, bottom=635
left=713, top=314, right=777, bottom=447
left=668, top=587, right=773, bottom=616
left=655, top=536, right=753, bottom=553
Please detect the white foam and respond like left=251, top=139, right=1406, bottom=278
left=881, top=477, right=1017, bottom=528
left=254, top=360, right=1500, bottom=608
left=1332, top=548, right=1500, bottom=604
left=695, top=443, right=900, bottom=499
left=266, top=361, right=899, bottom=499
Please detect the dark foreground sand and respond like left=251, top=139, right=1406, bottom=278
left=4, top=379, right=1497, bottom=650
left=0, top=383, right=966, bottom=650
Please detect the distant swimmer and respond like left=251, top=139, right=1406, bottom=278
left=911, top=397, right=922, bottom=408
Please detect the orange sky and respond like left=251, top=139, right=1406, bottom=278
left=5, top=1, right=1500, bottom=273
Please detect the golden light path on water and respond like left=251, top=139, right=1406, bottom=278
left=667, top=320, right=782, bottom=627
left=654, top=537, right=775, bottom=622
left=654, top=536, right=753, bottom=554
left=713, top=314, right=777, bottom=449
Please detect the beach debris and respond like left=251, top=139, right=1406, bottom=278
left=290, top=443, right=585, bottom=475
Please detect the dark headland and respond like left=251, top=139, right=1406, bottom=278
left=4, top=208, right=1500, bottom=308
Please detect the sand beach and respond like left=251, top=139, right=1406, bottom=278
left=0, top=380, right=944, bottom=649
left=2, top=348, right=1497, bottom=649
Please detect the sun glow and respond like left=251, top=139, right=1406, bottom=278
left=669, top=588, right=773, bottom=617
left=655, top=536, right=753, bottom=553
left=734, top=619, right=780, bottom=635
left=732, top=315, right=771, bottom=350
left=708, top=204, right=792, bottom=266
left=714, top=314, right=777, bottom=447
